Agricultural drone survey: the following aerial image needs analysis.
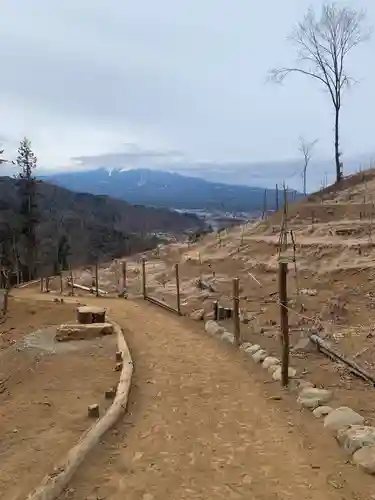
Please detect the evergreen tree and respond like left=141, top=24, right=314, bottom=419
left=16, top=137, right=39, bottom=280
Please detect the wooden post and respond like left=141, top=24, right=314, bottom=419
left=70, top=266, right=74, bottom=296
left=175, top=263, right=181, bottom=315
left=275, top=184, right=279, bottom=211
left=233, top=277, right=240, bottom=347
left=95, top=260, right=99, bottom=297
left=46, top=277, right=50, bottom=293
left=59, top=266, right=63, bottom=294
left=122, top=261, right=127, bottom=290
left=213, top=300, right=218, bottom=321
left=278, top=261, right=289, bottom=387
left=262, top=189, right=267, bottom=220
left=141, top=258, right=146, bottom=299
left=40, top=276, right=44, bottom=292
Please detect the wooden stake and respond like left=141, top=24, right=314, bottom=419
left=40, top=276, right=44, bottom=292
left=59, top=266, right=63, bottom=294
left=122, top=261, right=127, bottom=290
left=175, top=263, right=181, bottom=315
left=278, top=261, right=289, bottom=387
left=46, top=277, right=50, bottom=293
left=233, top=277, right=240, bottom=347
left=275, top=184, right=279, bottom=211
left=95, top=260, right=99, bottom=297
left=141, top=258, right=146, bottom=299
left=69, top=266, right=74, bottom=296
left=262, top=189, right=267, bottom=220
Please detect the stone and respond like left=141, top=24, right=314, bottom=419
left=221, top=331, right=235, bottom=344
left=115, top=362, right=123, bottom=372
left=262, top=357, right=280, bottom=369
left=268, top=364, right=280, bottom=375
left=297, top=380, right=315, bottom=390
left=297, top=388, right=332, bottom=410
left=190, top=309, right=204, bottom=321
left=55, top=323, right=113, bottom=342
left=272, top=366, right=297, bottom=381
left=252, top=349, right=267, bottom=363
left=353, top=445, right=375, bottom=474
left=88, top=404, right=99, bottom=418
left=205, top=320, right=224, bottom=336
left=324, top=407, right=364, bottom=433
left=337, top=425, right=375, bottom=455
left=312, top=406, right=333, bottom=418
left=246, top=344, right=261, bottom=354
left=240, top=342, right=252, bottom=351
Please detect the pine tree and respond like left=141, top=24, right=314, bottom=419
left=16, top=137, right=39, bottom=280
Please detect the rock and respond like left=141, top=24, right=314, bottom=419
left=205, top=320, right=224, bottom=336
left=221, top=331, right=235, bottom=344
left=262, top=357, right=280, bottom=369
left=240, top=342, right=253, bottom=351
left=300, top=288, right=317, bottom=296
left=55, top=323, right=113, bottom=342
left=190, top=309, right=204, bottom=321
left=312, top=406, right=333, bottom=418
left=272, top=366, right=297, bottom=381
left=353, top=445, right=375, bottom=474
left=324, top=407, right=364, bottom=433
left=77, top=305, right=106, bottom=324
left=297, top=388, right=332, bottom=410
left=246, top=344, right=261, bottom=354
left=252, top=349, right=267, bottom=363
left=268, top=364, right=280, bottom=375
left=115, top=362, right=123, bottom=372
left=298, top=380, right=315, bottom=390
left=337, top=425, right=375, bottom=455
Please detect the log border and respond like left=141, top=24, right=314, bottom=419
left=25, top=318, right=133, bottom=500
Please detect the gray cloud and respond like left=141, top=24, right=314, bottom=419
left=0, top=0, right=374, bottom=187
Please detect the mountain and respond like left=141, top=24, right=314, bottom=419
left=43, top=168, right=301, bottom=213
left=0, top=176, right=203, bottom=276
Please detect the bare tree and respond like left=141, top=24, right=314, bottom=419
left=299, top=137, right=318, bottom=195
left=269, top=3, right=371, bottom=184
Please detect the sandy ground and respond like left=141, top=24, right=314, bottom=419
left=10, top=289, right=374, bottom=500
left=0, top=296, right=118, bottom=500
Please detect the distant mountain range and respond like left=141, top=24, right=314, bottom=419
left=43, top=168, right=301, bottom=213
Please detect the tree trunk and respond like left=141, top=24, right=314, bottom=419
left=303, top=168, right=307, bottom=196
left=334, top=105, right=342, bottom=183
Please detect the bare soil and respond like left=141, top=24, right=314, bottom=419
left=0, top=297, right=118, bottom=500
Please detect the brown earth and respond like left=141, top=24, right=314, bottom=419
left=0, top=296, right=118, bottom=500
left=9, top=288, right=375, bottom=500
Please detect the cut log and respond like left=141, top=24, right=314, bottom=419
left=87, top=404, right=99, bottom=418
left=66, top=280, right=108, bottom=295
left=77, top=306, right=106, bottom=324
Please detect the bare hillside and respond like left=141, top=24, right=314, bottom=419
left=70, top=168, right=375, bottom=422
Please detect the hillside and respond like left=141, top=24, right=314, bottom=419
left=43, top=168, right=301, bottom=213
left=0, top=176, right=204, bottom=274
left=69, top=168, right=375, bottom=426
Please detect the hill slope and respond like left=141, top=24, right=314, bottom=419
left=43, top=168, right=301, bottom=213
left=0, top=176, right=203, bottom=274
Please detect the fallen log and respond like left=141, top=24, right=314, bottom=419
left=26, top=318, right=133, bottom=500
left=309, top=333, right=375, bottom=385
left=66, top=280, right=108, bottom=295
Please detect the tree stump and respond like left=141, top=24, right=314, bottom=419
left=87, top=404, right=99, bottom=418
left=77, top=306, right=106, bottom=324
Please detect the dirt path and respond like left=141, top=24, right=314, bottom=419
left=15, top=290, right=375, bottom=500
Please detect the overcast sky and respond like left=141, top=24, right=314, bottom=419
left=1, top=1, right=374, bottom=181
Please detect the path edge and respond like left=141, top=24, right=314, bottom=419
left=24, top=318, right=133, bottom=500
